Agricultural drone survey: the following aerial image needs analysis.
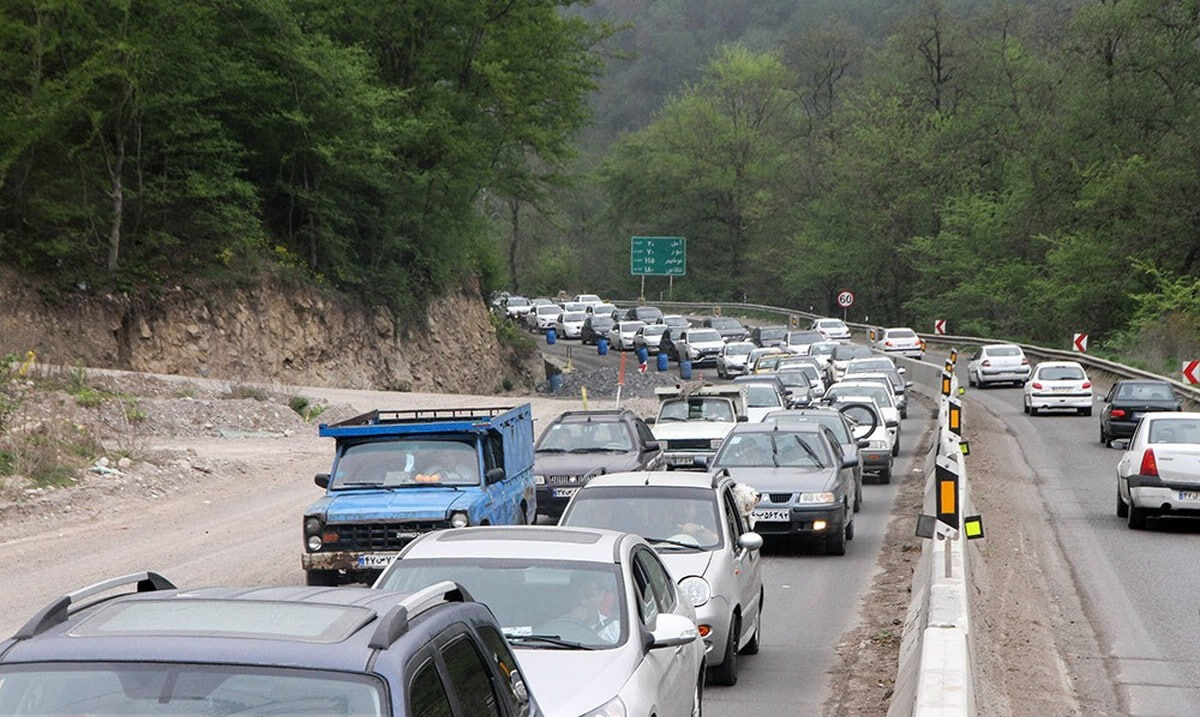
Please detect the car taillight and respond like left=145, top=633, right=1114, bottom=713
left=1111, top=409, right=1126, bottom=419
left=981, top=360, right=991, bottom=367
left=884, top=341, right=892, bottom=347
left=1140, top=449, right=1158, bottom=477
left=1031, top=382, right=1043, bottom=389
left=1020, top=357, right=1029, bottom=365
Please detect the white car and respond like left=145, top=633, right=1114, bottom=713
left=657, top=314, right=690, bottom=331
left=589, top=302, right=619, bottom=319
left=737, top=381, right=788, bottom=423
left=375, top=527, right=706, bottom=717
left=529, top=303, right=562, bottom=332
left=967, top=344, right=1031, bottom=387
left=675, top=328, right=726, bottom=366
left=717, top=341, right=756, bottom=378
left=877, top=327, right=923, bottom=358
left=826, top=382, right=901, bottom=455
left=573, top=293, right=603, bottom=308
left=561, top=301, right=588, bottom=313
left=502, top=295, right=533, bottom=319
left=806, top=341, right=839, bottom=371
left=608, top=320, right=646, bottom=351
left=829, top=344, right=874, bottom=383
left=1116, top=412, right=1200, bottom=529
left=561, top=472, right=765, bottom=686
left=811, top=318, right=852, bottom=342
left=634, top=324, right=667, bottom=354
left=831, top=398, right=895, bottom=482
left=554, top=311, right=587, bottom=339
left=1023, top=361, right=1093, bottom=416
left=651, top=386, right=748, bottom=469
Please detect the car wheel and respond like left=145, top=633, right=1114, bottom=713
left=1029, top=402, right=1039, bottom=416
left=692, top=673, right=704, bottom=717
left=1127, top=503, right=1148, bottom=530
left=708, top=615, right=739, bottom=686
left=853, top=483, right=862, bottom=513
left=878, top=467, right=891, bottom=484
left=825, top=521, right=847, bottom=555
left=1101, top=426, right=1111, bottom=447
left=891, top=440, right=900, bottom=457
left=1023, top=398, right=1030, bottom=415
left=901, top=407, right=908, bottom=419
left=1116, top=487, right=1129, bottom=518
left=1083, top=407, right=1094, bottom=417
left=305, top=570, right=339, bottom=587
left=845, top=513, right=855, bottom=541
left=741, top=591, right=762, bottom=655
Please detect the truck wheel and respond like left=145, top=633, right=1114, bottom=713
left=305, top=570, right=339, bottom=587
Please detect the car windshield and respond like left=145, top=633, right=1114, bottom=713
left=787, top=332, right=821, bottom=345
left=1147, top=418, right=1200, bottom=444
left=377, top=559, right=627, bottom=649
left=777, top=358, right=818, bottom=371
left=589, top=318, right=614, bottom=328
left=659, top=397, right=735, bottom=422
left=563, top=312, right=586, bottom=322
left=819, top=320, right=846, bottom=330
left=769, top=414, right=850, bottom=442
left=743, top=385, right=783, bottom=408
left=0, top=663, right=385, bottom=716
left=725, top=343, right=753, bottom=356
left=642, top=325, right=666, bottom=336
left=619, top=321, right=645, bottom=332
left=537, top=305, right=560, bottom=315
left=888, top=329, right=917, bottom=338
left=593, top=304, right=616, bottom=314
left=562, top=303, right=586, bottom=312
left=1115, top=383, right=1175, bottom=401
left=834, top=346, right=872, bottom=360
left=688, top=329, right=722, bottom=343
left=709, top=318, right=741, bottom=329
left=663, top=316, right=688, bottom=327
left=775, top=370, right=810, bottom=389
left=636, top=308, right=663, bottom=319
left=537, top=421, right=634, bottom=453
left=986, top=346, right=1022, bottom=357
left=757, top=328, right=786, bottom=340
left=564, top=486, right=723, bottom=551
left=577, top=295, right=601, bottom=303
left=830, top=385, right=893, bottom=407
left=332, top=439, right=479, bottom=488
left=714, top=431, right=828, bottom=468
left=1039, top=366, right=1085, bottom=381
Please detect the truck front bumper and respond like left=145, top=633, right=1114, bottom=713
left=663, top=451, right=716, bottom=470
left=303, top=550, right=399, bottom=572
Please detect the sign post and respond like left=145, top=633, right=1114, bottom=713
left=836, top=289, right=855, bottom=322
left=631, top=237, right=686, bottom=301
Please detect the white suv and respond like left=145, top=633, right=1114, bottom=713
left=1023, top=361, right=1093, bottom=416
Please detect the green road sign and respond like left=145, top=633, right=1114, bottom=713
left=630, top=236, right=686, bottom=276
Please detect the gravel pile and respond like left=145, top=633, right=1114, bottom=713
left=540, top=364, right=695, bottom=399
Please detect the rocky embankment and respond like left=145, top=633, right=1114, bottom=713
left=0, top=269, right=541, bottom=394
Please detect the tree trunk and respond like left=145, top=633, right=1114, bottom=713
left=106, top=118, right=126, bottom=273
left=508, top=197, right=520, bottom=293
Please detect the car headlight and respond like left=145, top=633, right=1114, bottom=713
left=450, top=511, right=469, bottom=528
left=583, top=696, right=627, bottom=717
left=798, top=491, right=836, bottom=503
left=678, top=576, right=711, bottom=608
left=534, top=474, right=546, bottom=485
left=710, top=438, right=724, bottom=450
left=869, top=439, right=888, bottom=449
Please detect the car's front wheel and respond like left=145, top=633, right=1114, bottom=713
left=708, top=615, right=739, bottom=686
left=825, top=520, right=847, bottom=555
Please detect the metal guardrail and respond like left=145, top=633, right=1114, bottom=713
left=613, top=299, right=1200, bottom=402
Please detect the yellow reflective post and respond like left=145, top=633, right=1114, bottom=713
left=963, top=515, right=984, bottom=540
left=945, top=359, right=955, bottom=375
left=581, top=386, right=589, bottom=411
left=940, top=371, right=952, bottom=397
left=935, top=458, right=959, bottom=528
left=950, top=348, right=958, bottom=365
left=948, top=398, right=962, bottom=437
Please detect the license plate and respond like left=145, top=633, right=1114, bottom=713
left=1179, top=491, right=1200, bottom=501
left=669, top=455, right=696, bottom=465
left=356, top=554, right=395, bottom=569
left=1053, top=386, right=1073, bottom=392
left=752, top=509, right=791, bottom=522
left=553, top=487, right=579, bottom=498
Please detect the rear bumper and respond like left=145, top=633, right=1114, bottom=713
left=1105, top=419, right=1139, bottom=438
left=662, top=450, right=715, bottom=469
left=860, top=451, right=893, bottom=471
left=978, top=369, right=1030, bottom=384
left=1128, top=475, right=1200, bottom=513
left=883, top=347, right=923, bottom=359
left=1029, top=392, right=1091, bottom=409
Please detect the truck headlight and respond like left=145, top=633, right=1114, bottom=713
left=304, top=517, right=321, bottom=536
left=710, top=438, right=724, bottom=450
left=450, top=511, right=469, bottom=528
left=798, top=492, right=836, bottom=503
left=678, top=576, right=711, bottom=607
left=307, top=535, right=323, bottom=551
left=534, top=474, right=546, bottom=485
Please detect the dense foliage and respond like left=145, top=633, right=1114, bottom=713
left=524, top=0, right=1198, bottom=368
left=0, top=0, right=606, bottom=314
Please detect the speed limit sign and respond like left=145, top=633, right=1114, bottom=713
left=836, top=290, right=855, bottom=308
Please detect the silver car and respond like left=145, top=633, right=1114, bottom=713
left=717, top=341, right=756, bottom=378
left=1116, top=412, right=1200, bottom=529
left=375, top=526, right=706, bottom=716
left=561, top=472, right=764, bottom=687
left=966, top=343, right=1031, bottom=387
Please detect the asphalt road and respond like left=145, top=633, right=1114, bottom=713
left=960, top=377, right=1200, bottom=716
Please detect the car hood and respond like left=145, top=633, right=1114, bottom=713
left=745, top=406, right=781, bottom=423
left=658, top=549, right=715, bottom=581
left=653, top=422, right=736, bottom=440
left=514, top=646, right=640, bottom=715
left=316, top=488, right=472, bottom=522
left=718, top=465, right=836, bottom=493
left=535, top=451, right=643, bottom=476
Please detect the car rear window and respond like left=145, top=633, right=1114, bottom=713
left=888, top=329, right=916, bottom=338
left=1114, top=383, right=1174, bottom=401
left=985, top=346, right=1022, bottom=357
left=834, top=346, right=872, bottom=360
left=757, top=328, right=786, bottom=339
left=1147, top=418, right=1200, bottom=445
left=1039, top=366, right=1085, bottom=381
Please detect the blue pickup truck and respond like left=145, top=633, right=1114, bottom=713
left=301, top=405, right=536, bottom=585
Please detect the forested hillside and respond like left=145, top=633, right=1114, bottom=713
left=508, top=0, right=1199, bottom=370
left=0, top=0, right=606, bottom=316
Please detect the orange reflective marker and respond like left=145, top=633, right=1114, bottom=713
left=941, top=371, right=952, bottom=397
left=948, top=399, right=962, bottom=437
left=939, top=479, right=956, bottom=517
left=935, top=456, right=960, bottom=529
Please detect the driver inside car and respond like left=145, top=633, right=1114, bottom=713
left=564, top=574, right=620, bottom=642
left=672, top=501, right=719, bottom=546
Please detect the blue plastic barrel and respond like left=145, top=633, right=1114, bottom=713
left=680, top=360, right=693, bottom=380
left=548, top=373, right=564, bottom=393
left=545, top=328, right=556, bottom=345
left=656, top=352, right=669, bottom=372
left=597, top=338, right=609, bottom=356
left=636, top=347, right=649, bottom=365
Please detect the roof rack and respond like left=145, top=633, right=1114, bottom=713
left=330, top=407, right=511, bottom=427
left=368, top=581, right=474, bottom=651
left=12, top=572, right=175, bottom=641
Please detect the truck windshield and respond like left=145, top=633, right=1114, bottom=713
left=538, top=421, right=634, bottom=453
left=658, top=398, right=734, bottom=422
left=332, top=439, right=480, bottom=488
left=0, top=663, right=385, bottom=716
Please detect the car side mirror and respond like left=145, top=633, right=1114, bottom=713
left=905, top=381, right=913, bottom=389
left=649, top=613, right=700, bottom=650
left=898, top=367, right=908, bottom=375
left=857, top=438, right=869, bottom=448
left=738, top=532, right=764, bottom=552
left=314, top=473, right=330, bottom=489
left=737, top=415, right=749, bottom=422
left=841, top=456, right=858, bottom=469
left=485, top=467, right=506, bottom=484
left=644, top=440, right=661, bottom=453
